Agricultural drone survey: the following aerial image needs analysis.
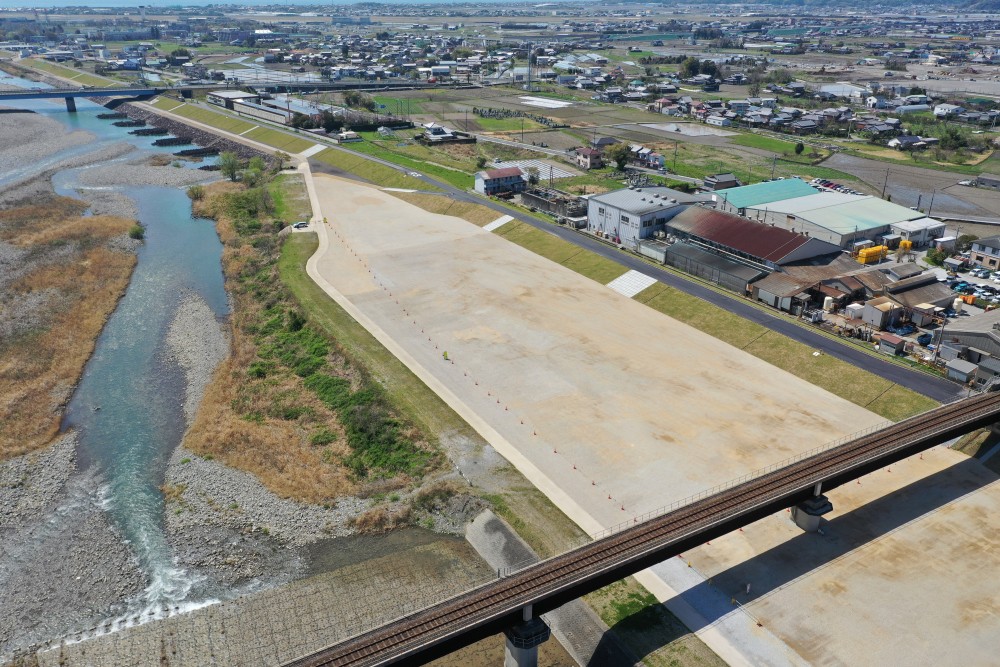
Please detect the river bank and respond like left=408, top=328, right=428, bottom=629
left=0, top=103, right=495, bottom=664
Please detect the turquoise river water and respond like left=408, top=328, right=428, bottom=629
left=1, top=70, right=229, bottom=608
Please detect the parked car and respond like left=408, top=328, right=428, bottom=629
left=917, top=332, right=934, bottom=346
left=293, top=221, right=309, bottom=229
left=889, top=323, right=916, bottom=336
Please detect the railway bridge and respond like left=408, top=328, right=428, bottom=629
left=285, top=391, right=1000, bottom=667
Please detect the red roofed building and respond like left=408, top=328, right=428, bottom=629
left=667, top=206, right=842, bottom=269
left=474, top=167, right=526, bottom=196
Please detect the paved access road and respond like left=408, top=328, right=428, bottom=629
left=312, top=146, right=959, bottom=404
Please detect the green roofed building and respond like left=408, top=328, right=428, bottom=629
left=741, top=192, right=944, bottom=248
left=714, top=179, right=819, bottom=214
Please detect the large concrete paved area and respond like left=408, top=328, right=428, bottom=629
left=310, top=173, right=884, bottom=529
left=308, top=174, right=1000, bottom=666
left=683, top=445, right=1000, bottom=666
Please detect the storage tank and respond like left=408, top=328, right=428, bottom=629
left=823, top=296, right=834, bottom=312
left=953, top=297, right=964, bottom=313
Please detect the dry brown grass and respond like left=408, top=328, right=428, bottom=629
left=0, top=197, right=136, bottom=461
left=181, top=180, right=362, bottom=503
left=389, top=192, right=500, bottom=227
left=348, top=505, right=413, bottom=533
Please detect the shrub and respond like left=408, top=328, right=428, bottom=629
left=128, top=224, right=145, bottom=240
left=187, top=184, right=205, bottom=201
left=310, top=428, right=337, bottom=446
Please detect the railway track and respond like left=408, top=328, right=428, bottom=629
left=286, top=392, right=1000, bottom=667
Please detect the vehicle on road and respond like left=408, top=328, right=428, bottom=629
left=293, top=221, right=309, bottom=229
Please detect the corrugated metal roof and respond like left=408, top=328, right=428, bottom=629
left=715, top=179, right=818, bottom=210
left=753, top=271, right=813, bottom=297
left=665, top=242, right=765, bottom=282
left=759, top=194, right=922, bottom=235
left=668, top=207, right=811, bottom=263
left=589, top=186, right=711, bottom=216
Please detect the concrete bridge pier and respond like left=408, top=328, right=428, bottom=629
left=64, top=96, right=76, bottom=112
left=790, top=482, right=833, bottom=532
left=503, top=605, right=551, bottom=667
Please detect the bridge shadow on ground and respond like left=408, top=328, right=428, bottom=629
left=590, top=456, right=998, bottom=665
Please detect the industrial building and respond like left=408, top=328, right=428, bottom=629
left=233, top=100, right=291, bottom=124
left=586, top=186, right=712, bottom=248
left=666, top=207, right=841, bottom=270
left=207, top=90, right=260, bottom=109
left=713, top=178, right=819, bottom=216
left=663, top=243, right=766, bottom=293
left=713, top=180, right=945, bottom=249
left=738, top=191, right=943, bottom=248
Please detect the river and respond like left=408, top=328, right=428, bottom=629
left=1, top=70, right=230, bottom=611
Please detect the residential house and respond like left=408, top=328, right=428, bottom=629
left=971, top=235, right=1000, bottom=269
left=474, top=167, right=526, bottom=196
left=575, top=147, right=604, bottom=170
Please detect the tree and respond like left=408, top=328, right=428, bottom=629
left=219, top=151, right=240, bottom=182
left=476, top=156, right=487, bottom=169
left=526, top=166, right=540, bottom=186
left=794, top=142, right=805, bottom=155
left=957, top=234, right=979, bottom=252
left=169, top=48, right=191, bottom=66
left=747, top=74, right=763, bottom=98
left=605, top=143, right=631, bottom=171
left=248, top=156, right=266, bottom=173
left=680, top=56, right=700, bottom=79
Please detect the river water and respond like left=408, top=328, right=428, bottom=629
left=1, top=70, right=230, bottom=610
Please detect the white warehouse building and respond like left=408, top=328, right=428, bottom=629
left=587, top=186, right=712, bottom=248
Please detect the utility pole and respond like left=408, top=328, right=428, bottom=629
left=927, top=189, right=937, bottom=217
left=881, top=167, right=890, bottom=198
left=673, top=140, right=678, bottom=170
left=770, top=154, right=777, bottom=179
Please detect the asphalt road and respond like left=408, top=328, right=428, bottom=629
left=314, top=145, right=962, bottom=404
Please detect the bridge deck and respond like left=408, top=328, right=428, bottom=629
left=285, top=392, right=1000, bottom=666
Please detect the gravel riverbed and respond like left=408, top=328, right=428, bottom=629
left=0, top=101, right=490, bottom=664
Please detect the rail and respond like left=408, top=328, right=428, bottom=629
left=285, top=392, right=1000, bottom=667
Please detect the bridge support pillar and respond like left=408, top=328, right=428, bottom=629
left=790, top=494, right=833, bottom=532
left=65, top=96, right=76, bottom=112
left=503, top=606, right=550, bottom=667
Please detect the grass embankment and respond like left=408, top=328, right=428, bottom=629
left=183, top=175, right=439, bottom=502
left=281, top=199, right=721, bottom=665
left=346, top=137, right=473, bottom=190
left=23, top=57, right=122, bottom=87
left=586, top=579, right=726, bottom=667
left=311, top=147, right=441, bottom=191
left=634, top=283, right=938, bottom=421
left=0, top=197, right=136, bottom=460
left=149, top=100, right=316, bottom=154
left=496, top=221, right=629, bottom=284
left=388, top=192, right=500, bottom=226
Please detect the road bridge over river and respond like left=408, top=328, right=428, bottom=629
left=286, top=391, right=1000, bottom=666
